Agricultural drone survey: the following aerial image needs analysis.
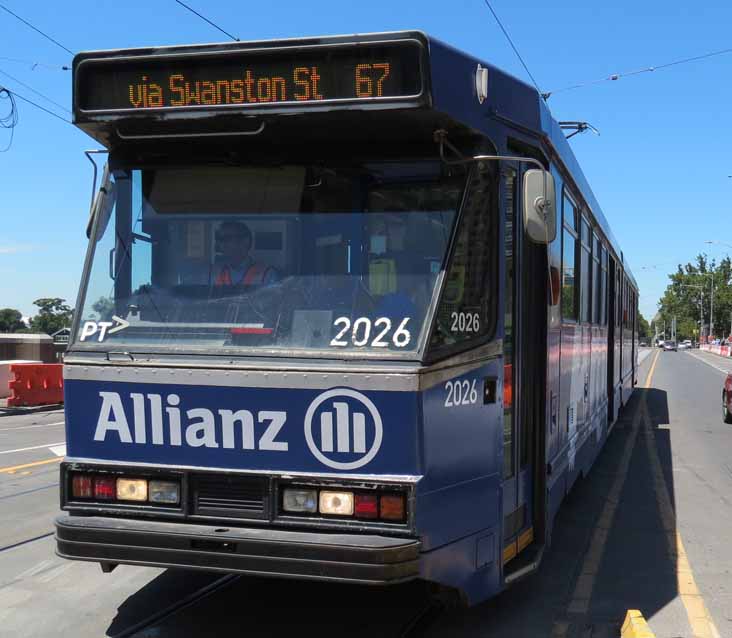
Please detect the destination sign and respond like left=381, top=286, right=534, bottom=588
left=75, top=42, right=423, bottom=112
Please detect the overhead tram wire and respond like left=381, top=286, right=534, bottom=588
left=0, top=68, right=71, bottom=114
left=482, top=0, right=543, bottom=98
left=173, top=0, right=239, bottom=42
left=0, top=3, right=74, bottom=56
left=3, top=86, right=71, bottom=125
left=0, top=56, right=69, bottom=71
left=543, top=45, right=732, bottom=99
left=0, top=86, right=18, bottom=152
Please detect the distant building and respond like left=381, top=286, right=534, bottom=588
left=0, top=333, right=55, bottom=363
left=51, top=327, right=70, bottom=345
left=51, top=328, right=70, bottom=361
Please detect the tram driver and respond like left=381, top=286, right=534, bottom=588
left=211, top=221, right=278, bottom=287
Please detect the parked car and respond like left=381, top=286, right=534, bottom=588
left=663, top=340, right=677, bottom=351
left=724, top=373, right=732, bottom=423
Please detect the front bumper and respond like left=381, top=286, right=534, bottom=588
left=55, top=515, right=420, bottom=584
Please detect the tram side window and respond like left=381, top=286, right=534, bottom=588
left=592, top=234, right=601, bottom=325
left=580, top=217, right=591, bottom=323
left=430, top=166, right=496, bottom=354
left=561, top=194, right=578, bottom=321
left=600, top=247, right=608, bottom=325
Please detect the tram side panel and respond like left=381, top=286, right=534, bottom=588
left=417, top=360, right=504, bottom=604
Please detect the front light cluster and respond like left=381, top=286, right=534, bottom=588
left=71, top=473, right=180, bottom=504
left=282, top=487, right=405, bottom=521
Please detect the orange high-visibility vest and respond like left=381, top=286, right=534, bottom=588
left=215, top=263, right=269, bottom=286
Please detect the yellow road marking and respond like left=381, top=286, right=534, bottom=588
left=641, top=399, right=721, bottom=638
left=0, top=457, right=62, bottom=474
left=621, top=610, right=655, bottom=638
left=561, top=349, right=660, bottom=617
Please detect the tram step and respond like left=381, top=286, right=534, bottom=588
left=504, top=543, right=544, bottom=586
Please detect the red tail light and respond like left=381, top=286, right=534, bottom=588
left=504, top=363, right=513, bottom=408
left=354, top=493, right=378, bottom=519
left=71, top=474, right=93, bottom=498
left=379, top=494, right=405, bottom=521
left=94, top=476, right=116, bottom=500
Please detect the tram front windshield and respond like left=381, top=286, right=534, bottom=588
left=77, top=161, right=465, bottom=354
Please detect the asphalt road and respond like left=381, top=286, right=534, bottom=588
left=2, top=348, right=732, bottom=637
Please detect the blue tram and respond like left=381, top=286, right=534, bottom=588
left=56, top=31, right=639, bottom=605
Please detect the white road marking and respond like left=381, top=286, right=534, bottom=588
left=686, top=351, right=732, bottom=375
left=49, top=445, right=66, bottom=457
left=0, top=421, right=65, bottom=432
left=0, top=442, right=66, bottom=455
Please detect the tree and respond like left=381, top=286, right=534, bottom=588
left=0, top=308, right=26, bottom=333
left=638, top=312, right=651, bottom=340
left=29, top=298, right=73, bottom=336
left=656, top=254, right=732, bottom=341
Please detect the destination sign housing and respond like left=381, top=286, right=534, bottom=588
left=75, top=41, right=423, bottom=113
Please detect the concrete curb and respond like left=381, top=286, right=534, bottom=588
left=0, top=402, right=63, bottom=417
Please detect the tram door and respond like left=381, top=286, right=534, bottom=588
left=501, top=165, right=546, bottom=566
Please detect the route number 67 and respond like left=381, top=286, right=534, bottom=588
left=444, top=379, right=479, bottom=407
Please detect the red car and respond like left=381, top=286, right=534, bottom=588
left=725, top=373, right=732, bottom=423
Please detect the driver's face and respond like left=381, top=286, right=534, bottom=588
left=220, top=233, right=251, bottom=263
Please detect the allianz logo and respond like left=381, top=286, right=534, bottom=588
left=93, top=388, right=384, bottom=470
left=94, top=392, right=288, bottom=451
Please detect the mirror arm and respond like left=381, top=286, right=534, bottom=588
left=84, top=149, right=110, bottom=215
left=434, top=129, right=546, bottom=170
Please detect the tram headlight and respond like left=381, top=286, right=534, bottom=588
left=149, top=480, right=180, bottom=504
left=319, top=491, right=354, bottom=516
left=282, top=488, right=318, bottom=513
left=116, top=478, right=148, bottom=502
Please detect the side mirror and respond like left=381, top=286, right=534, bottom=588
left=522, top=169, right=557, bottom=244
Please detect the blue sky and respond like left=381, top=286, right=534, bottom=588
left=1, top=0, right=731, bottom=320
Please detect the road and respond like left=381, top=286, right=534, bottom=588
left=2, top=348, right=732, bottom=637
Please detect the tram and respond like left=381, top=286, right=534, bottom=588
left=56, top=31, right=639, bottom=605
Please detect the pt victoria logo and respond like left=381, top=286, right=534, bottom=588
left=304, top=389, right=383, bottom=470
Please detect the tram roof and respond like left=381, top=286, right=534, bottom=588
left=71, top=30, right=636, bottom=287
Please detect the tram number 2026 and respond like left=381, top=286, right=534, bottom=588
left=330, top=316, right=411, bottom=348
left=450, top=312, right=480, bottom=334
left=444, top=379, right=479, bottom=407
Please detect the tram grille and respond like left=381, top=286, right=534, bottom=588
left=190, top=474, right=269, bottom=520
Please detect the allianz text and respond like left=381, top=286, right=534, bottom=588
left=93, top=391, right=288, bottom=451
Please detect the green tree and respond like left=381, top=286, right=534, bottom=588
left=29, top=298, right=73, bottom=336
left=638, top=312, right=651, bottom=340
left=0, top=308, right=26, bottom=333
left=656, top=254, right=732, bottom=341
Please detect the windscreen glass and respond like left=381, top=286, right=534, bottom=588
left=75, top=162, right=465, bottom=354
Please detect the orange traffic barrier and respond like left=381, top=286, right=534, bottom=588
left=7, top=363, right=63, bottom=407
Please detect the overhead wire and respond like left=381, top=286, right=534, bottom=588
left=5, top=87, right=71, bottom=124
left=0, top=3, right=74, bottom=56
left=0, top=68, right=70, bottom=114
left=543, top=46, right=732, bottom=99
left=0, top=86, right=18, bottom=152
left=0, top=56, right=69, bottom=71
left=173, top=0, right=239, bottom=42
left=482, top=0, right=543, bottom=97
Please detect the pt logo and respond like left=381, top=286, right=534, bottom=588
left=304, top=388, right=383, bottom=470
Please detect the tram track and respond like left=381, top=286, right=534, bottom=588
left=397, top=598, right=445, bottom=637
left=110, top=573, right=240, bottom=638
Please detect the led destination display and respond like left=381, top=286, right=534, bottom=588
left=76, top=41, right=423, bottom=112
